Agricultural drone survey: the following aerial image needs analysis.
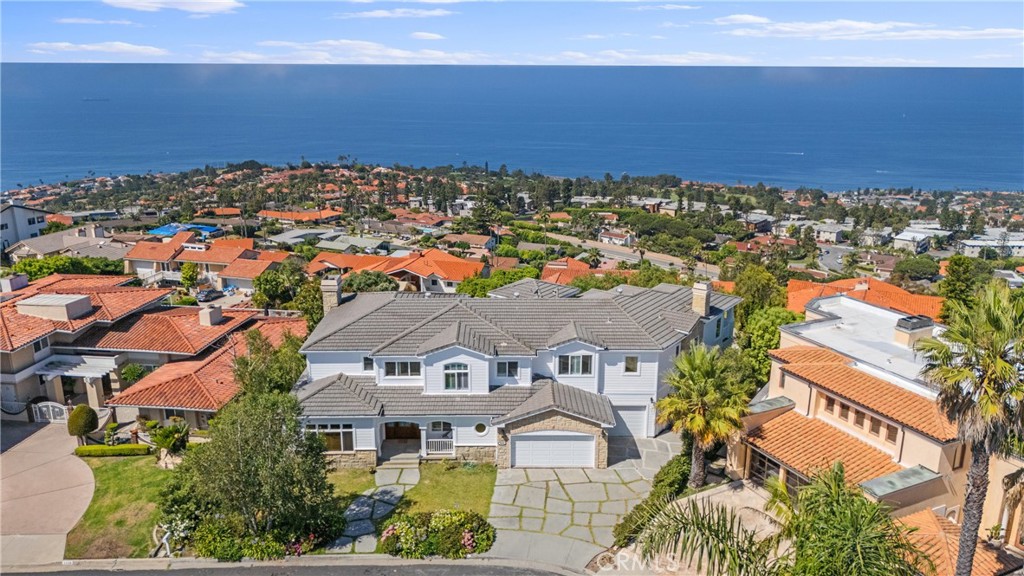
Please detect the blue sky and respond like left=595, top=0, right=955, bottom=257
left=3, top=1, right=1022, bottom=66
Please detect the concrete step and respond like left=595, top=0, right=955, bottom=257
left=377, top=460, right=420, bottom=470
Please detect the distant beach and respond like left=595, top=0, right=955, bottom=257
left=2, top=64, right=1022, bottom=192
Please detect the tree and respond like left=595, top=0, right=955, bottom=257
left=892, top=255, right=939, bottom=281
left=12, top=255, right=123, bottom=280
left=233, top=330, right=306, bottom=395
left=657, top=344, right=749, bottom=489
left=119, top=363, right=149, bottom=385
left=152, top=419, right=190, bottom=456
left=293, top=279, right=324, bottom=332
left=938, top=255, right=978, bottom=321
left=733, top=265, right=785, bottom=327
left=455, top=267, right=540, bottom=297
left=342, top=270, right=398, bottom=293
left=180, top=262, right=199, bottom=293
left=916, top=280, right=1024, bottom=576
left=41, top=220, right=71, bottom=235
left=638, top=462, right=928, bottom=576
left=162, top=393, right=343, bottom=549
left=738, top=307, right=800, bottom=384
left=67, top=404, right=99, bottom=446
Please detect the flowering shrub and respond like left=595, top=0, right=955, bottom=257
left=380, top=509, right=495, bottom=559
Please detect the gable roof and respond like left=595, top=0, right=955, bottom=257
left=175, top=246, right=252, bottom=265
left=218, top=258, right=275, bottom=280
left=787, top=277, right=944, bottom=321
left=73, top=306, right=257, bottom=355
left=487, top=278, right=580, bottom=299
left=212, top=237, right=255, bottom=250
left=124, top=231, right=194, bottom=262
left=307, top=249, right=484, bottom=283
left=107, top=317, right=306, bottom=412
left=899, top=509, right=1023, bottom=576
left=492, top=380, right=615, bottom=426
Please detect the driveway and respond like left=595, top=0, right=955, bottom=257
left=1, top=422, right=95, bottom=567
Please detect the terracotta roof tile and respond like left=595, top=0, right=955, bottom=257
left=746, top=411, right=902, bottom=485
left=781, top=363, right=957, bottom=441
left=769, top=346, right=849, bottom=365
left=899, top=509, right=1023, bottom=576
left=74, top=306, right=256, bottom=354
left=175, top=246, right=252, bottom=265
left=257, top=209, right=343, bottom=221
left=124, top=231, right=194, bottom=262
left=212, top=237, right=255, bottom=250
left=256, top=250, right=291, bottom=263
left=787, top=277, right=944, bottom=321
left=108, top=317, right=307, bottom=411
left=218, top=258, right=275, bottom=280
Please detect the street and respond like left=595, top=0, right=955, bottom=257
left=543, top=232, right=721, bottom=280
left=816, top=243, right=855, bottom=273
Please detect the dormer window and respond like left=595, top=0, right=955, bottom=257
left=497, top=361, right=518, bottom=378
left=558, top=354, right=592, bottom=376
left=444, top=363, right=470, bottom=390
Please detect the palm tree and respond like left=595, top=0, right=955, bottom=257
left=639, top=463, right=929, bottom=576
left=656, top=344, right=749, bottom=488
left=584, top=248, right=602, bottom=268
left=916, top=280, right=1024, bottom=576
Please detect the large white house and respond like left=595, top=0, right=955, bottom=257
left=293, top=280, right=740, bottom=469
left=1, top=202, right=50, bottom=251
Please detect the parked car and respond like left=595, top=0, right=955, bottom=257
left=196, top=289, right=224, bottom=302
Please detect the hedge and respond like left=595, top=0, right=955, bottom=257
left=75, top=444, right=152, bottom=457
left=612, top=437, right=692, bottom=547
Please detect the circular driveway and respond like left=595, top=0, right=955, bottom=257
left=1, top=422, right=95, bottom=567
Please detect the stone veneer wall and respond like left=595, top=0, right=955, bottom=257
left=454, top=445, right=496, bottom=464
left=496, top=411, right=608, bottom=469
left=327, top=450, right=377, bottom=469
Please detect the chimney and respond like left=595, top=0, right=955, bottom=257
left=692, top=281, right=711, bottom=316
left=199, top=305, right=222, bottom=327
left=321, top=275, right=343, bottom=313
left=894, top=315, right=933, bottom=348
left=86, top=224, right=104, bottom=238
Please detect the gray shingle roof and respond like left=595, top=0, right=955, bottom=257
left=294, top=374, right=382, bottom=417
left=302, top=283, right=741, bottom=354
left=492, top=380, right=615, bottom=427
left=487, top=278, right=580, bottom=299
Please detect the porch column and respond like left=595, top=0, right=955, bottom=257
left=420, top=425, right=428, bottom=457
left=109, top=369, right=124, bottom=394
left=44, top=375, right=65, bottom=405
left=84, top=377, right=102, bottom=409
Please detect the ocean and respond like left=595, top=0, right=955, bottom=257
left=2, top=64, right=1022, bottom=192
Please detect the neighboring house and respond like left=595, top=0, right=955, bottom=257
left=295, top=281, right=740, bottom=468
left=540, top=257, right=595, bottom=285
left=123, top=230, right=195, bottom=283
left=725, top=296, right=1024, bottom=574
left=893, top=228, right=951, bottom=254
left=0, top=202, right=50, bottom=251
left=741, top=214, right=775, bottom=233
left=4, top=224, right=131, bottom=263
left=859, top=228, right=893, bottom=247
left=728, top=236, right=798, bottom=255
left=811, top=223, right=847, bottom=243
left=216, top=258, right=277, bottom=290
left=316, top=235, right=389, bottom=254
left=174, top=245, right=259, bottom=284
left=959, top=235, right=1024, bottom=258
left=107, top=316, right=307, bottom=429
left=487, top=278, right=580, bottom=299
left=307, top=249, right=484, bottom=294
left=787, top=277, right=943, bottom=321
left=257, top=208, right=344, bottom=225
left=211, top=237, right=256, bottom=250
left=597, top=230, right=636, bottom=247
left=440, top=233, right=496, bottom=251
left=860, top=252, right=900, bottom=278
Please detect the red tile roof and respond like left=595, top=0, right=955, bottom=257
left=307, top=249, right=483, bottom=283
left=746, top=410, right=902, bottom=485
left=212, top=237, right=255, bottom=250
left=107, top=317, right=307, bottom=412
left=257, top=209, right=343, bottom=222
left=124, top=231, right=195, bottom=262
left=787, top=277, right=944, bottom=321
left=74, top=306, right=256, bottom=354
left=218, top=258, right=275, bottom=280
left=209, top=207, right=242, bottom=217
left=899, top=509, right=1023, bottom=576
left=256, top=250, right=291, bottom=263
left=769, top=346, right=849, bottom=365
left=175, top=246, right=252, bottom=265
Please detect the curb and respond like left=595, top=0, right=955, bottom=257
left=2, top=554, right=582, bottom=575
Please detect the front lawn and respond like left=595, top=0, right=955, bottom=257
left=329, top=467, right=376, bottom=508
left=401, top=462, right=496, bottom=516
left=66, top=456, right=171, bottom=559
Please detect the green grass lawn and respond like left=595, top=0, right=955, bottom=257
left=65, top=456, right=171, bottom=559
left=400, top=462, right=496, bottom=516
left=329, top=467, right=376, bottom=508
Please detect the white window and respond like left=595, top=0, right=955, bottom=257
left=363, top=357, right=373, bottom=371
left=32, top=337, right=49, bottom=353
left=474, top=423, right=488, bottom=435
left=624, top=356, right=639, bottom=374
left=497, top=361, right=518, bottom=378
left=430, top=421, right=453, bottom=435
left=444, top=363, right=470, bottom=390
left=558, top=354, right=593, bottom=375
left=384, top=361, right=421, bottom=377
left=307, top=423, right=355, bottom=452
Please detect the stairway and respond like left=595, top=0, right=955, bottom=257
left=376, top=452, right=421, bottom=469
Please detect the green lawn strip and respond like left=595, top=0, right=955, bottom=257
left=328, top=467, right=376, bottom=509
left=400, top=463, right=497, bottom=516
left=65, top=456, right=171, bottom=559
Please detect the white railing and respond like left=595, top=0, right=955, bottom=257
left=427, top=439, right=454, bottom=454
left=139, top=270, right=182, bottom=285
left=32, top=401, right=68, bottom=423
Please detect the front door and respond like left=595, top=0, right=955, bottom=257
left=385, top=421, right=421, bottom=440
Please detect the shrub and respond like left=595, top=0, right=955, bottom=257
left=241, top=534, right=287, bottom=560
left=120, top=363, right=149, bottom=385
left=380, top=510, right=495, bottom=559
left=75, top=444, right=152, bottom=457
left=612, top=440, right=692, bottom=547
left=192, top=518, right=244, bottom=562
left=67, top=404, right=99, bottom=444
left=103, top=422, right=119, bottom=446
left=173, top=295, right=198, bottom=306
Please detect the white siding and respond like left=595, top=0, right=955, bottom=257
left=376, top=357, right=425, bottom=387
left=305, top=417, right=377, bottom=451
left=489, top=357, right=533, bottom=387
left=451, top=416, right=497, bottom=446
left=305, top=351, right=370, bottom=380
left=423, top=347, right=489, bottom=394
left=600, top=351, right=659, bottom=395
left=546, top=341, right=601, bottom=394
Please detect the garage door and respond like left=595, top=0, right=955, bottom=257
left=610, top=406, right=648, bottom=437
left=511, top=432, right=595, bottom=468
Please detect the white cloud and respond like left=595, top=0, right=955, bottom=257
left=713, top=14, right=1023, bottom=41
left=227, top=39, right=490, bottom=64
left=55, top=17, right=138, bottom=25
left=712, top=14, right=771, bottom=25
left=572, top=32, right=636, bottom=40
left=101, top=0, right=243, bottom=14
left=410, top=32, right=445, bottom=40
left=650, top=34, right=667, bottom=40
left=27, top=41, right=168, bottom=56
left=658, top=21, right=688, bottom=29
left=544, top=49, right=750, bottom=65
left=631, top=4, right=700, bottom=11
left=811, top=55, right=937, bottom=65
left=334, top=8, right=455, bottom=19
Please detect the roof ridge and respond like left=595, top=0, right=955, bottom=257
left=301, top=293, right=395, bottom=350
left=459, top=301, right=533, bottom=352
left=370, top=300, right=461, bottom=355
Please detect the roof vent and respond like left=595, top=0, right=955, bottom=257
left=894, top=315, right=934, bottom=348
left=0, top=274, right=29, bottom=293
left=16, top=294, right=93, bottom=321
left=513, top=291, right=520, bottom=299
left=199, top=305, right=222, bottom=327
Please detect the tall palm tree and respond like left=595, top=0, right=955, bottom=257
left=639, top=463, right=929, bottom=576
left=916, top=280, right=1024, bottom=576
left=656, top=344, right=749, bottom=488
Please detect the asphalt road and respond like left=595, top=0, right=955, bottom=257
left=544, top=232, right=721, bottom=280
left=62, top=566, right=560, bottom=576
left=817, top=244, right=855, bottom=272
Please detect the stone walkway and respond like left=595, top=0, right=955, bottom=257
left=327, top=467, right=420, bottom=554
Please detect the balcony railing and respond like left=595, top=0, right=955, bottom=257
left=426, top=439, right=454, bottom=454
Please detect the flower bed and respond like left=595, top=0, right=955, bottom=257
left=380, top=509, right=495, bottom=559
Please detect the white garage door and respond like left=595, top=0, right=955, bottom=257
left=511, top=432, right=595, bottom=468
left=611, top=406, right=648, bottom=437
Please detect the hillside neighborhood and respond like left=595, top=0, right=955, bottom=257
left=2, top=160, right=1024, bottom=575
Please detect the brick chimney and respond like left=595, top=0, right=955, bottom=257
left=692, top=281, right=711, bottom=316
left=321, top=275, right=343, bottom=313
left=199, top=305, right=222, bottom=327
